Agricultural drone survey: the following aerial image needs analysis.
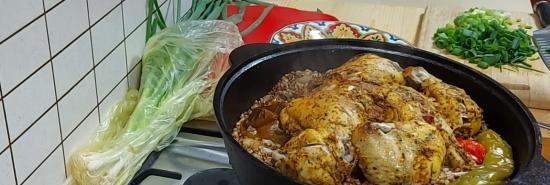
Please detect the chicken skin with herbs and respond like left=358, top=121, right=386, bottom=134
left=232, top=53, right=508, bottom=185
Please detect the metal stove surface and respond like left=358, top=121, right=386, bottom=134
left=133, top=120, right=232, bottom=185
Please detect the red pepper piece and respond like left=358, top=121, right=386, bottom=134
left=457, top=138, right=487, bottom=164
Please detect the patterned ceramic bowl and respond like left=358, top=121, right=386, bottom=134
left=270, top=21, right=410, bottom=45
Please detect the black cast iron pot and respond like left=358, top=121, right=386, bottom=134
left=213, top=39, right=550, bottom=185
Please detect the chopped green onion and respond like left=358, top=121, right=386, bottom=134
left=433, top=8, right=539, bottom=72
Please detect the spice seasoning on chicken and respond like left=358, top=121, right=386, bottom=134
left=232, top=54, right=513, bottom=185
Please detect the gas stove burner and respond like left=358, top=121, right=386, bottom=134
left=130, top=128, right=231, bottom=184
left=183, top=168, right=240, bottom=185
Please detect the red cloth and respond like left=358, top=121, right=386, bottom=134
left=226, top=5, right=338, bottom=44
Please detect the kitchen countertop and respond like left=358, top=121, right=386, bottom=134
left=264, top=0, right=550, bottom=159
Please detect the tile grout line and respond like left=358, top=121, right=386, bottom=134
left=8, top=102, right=57, bottom=145
left=2, top=0, right=163, bottom=148
left=0, top=0, right=125, bottom=100
left=87, top=0, right=128, bottom=30
left=0, top=0, right=153, bottom=182
left=64, top=64, right=138, bottom=142
left=17, top=63, right=133, bottom=185
left=85, top=0, right=101, bottom=125
left=6, top=0, right=139, bottom=179
left=18, top=143, right=63, bottom=185
left=0, top=0, right=134, bottom=46
left=7, top=37, right=125, bottom=148
left=64, top=106, right=99, bottom=146
left=96, top=70, right=132, bottom=111
left=0, top=145, right=8, bottom=156
left=120, top=0, right=131, bottom=89
left=0, top=78, right=18, bottom=185
left=0, top=0, right=163, bottom=101
left=0, top=0, right=66, bottom=46
left=1, top=60, right=51, bottom=99
left=100, top=61, right=141, bottom=106
left=54, top=18, right=147, bottom=107
left=18, top=69, right=132, bottom=185
left=41, top=0, right=68, bottom=178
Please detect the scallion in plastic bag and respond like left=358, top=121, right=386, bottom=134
left=67, top=20, right=243, bottom=185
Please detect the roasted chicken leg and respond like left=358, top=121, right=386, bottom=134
left=403, top=66, right=484, bottom=137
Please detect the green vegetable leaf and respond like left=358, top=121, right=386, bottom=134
left=477, top=62, right=489, bottom=69
left=68, top=20, right=244, bottom=185
left=433, top=7, right=539, bottom=72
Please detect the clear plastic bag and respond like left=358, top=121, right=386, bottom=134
left=67, top=20, right=243, bottom=185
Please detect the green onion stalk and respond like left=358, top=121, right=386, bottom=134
left=64, top=0, right=281, bottom=183
left=67, top=20, right=243, bottom=185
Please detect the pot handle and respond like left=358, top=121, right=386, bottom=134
left=229, top=43, right=279, bottom=68
left=539, top=122, right=550, bottom=130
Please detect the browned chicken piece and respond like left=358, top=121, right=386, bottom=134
left=278, top=83, right=380, bottom=184
left=278, top=53, right=405, bottom=134
left=279, top=83, right=377, bottom=135
left=351, top=120, right=446, bottom=184
left=365, top=84, right=452, bottom=131
left=275, top=129, right=354, bottom=185
left=325, top=53, right=405, bottom=86
left=403, top=66, right=484, bottom=137
left=237, top=54, right=485, bottom=185
left=365, top=84, right=475, bottom=170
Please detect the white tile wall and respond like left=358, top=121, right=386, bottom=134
left=88, top=0, right=121, bottom=24
left=57, top=73, right=97, bottom=139
left=44, top=0, right=63, bottom=11
left=0, top=0, right=171, bottom=184
left=23, top=148, right=65, bottom=185
left=46, top=0, right=90, bottom=55
left=0, top=151, right=16, bottom=185
left=3, top=66, right=56, bottom=140
left=91, top=6, right=124, bottom=63
left=123, top=0, right=147, bottom=37
left=52, top=32, right=94, bottom=96
left=0, top=0, right=44, bottom=42
left=0, top=101, right=8, bottom=150
left=99, top=78, right=129, bottom=119
left=125, top=23, right=146, bottom=69
left=0, top=18, right=50, bottom=93
left=11, top=107, right=60, bottom=182
left=95, top=44, right=127, bottom=100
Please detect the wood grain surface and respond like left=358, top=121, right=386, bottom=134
left=417, top=6, right=550, bottom=110
left=267, top=0, right=425, bottom=43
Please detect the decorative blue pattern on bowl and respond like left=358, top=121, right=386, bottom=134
left=270, top=21, right=410, bottom=46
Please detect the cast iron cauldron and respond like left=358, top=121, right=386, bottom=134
left=213, top=39, right=550, bottom=185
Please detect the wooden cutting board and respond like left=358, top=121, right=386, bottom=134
left=267, top=0, right=425, bottom=43
left=417, top=6, right=550, bottom=110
